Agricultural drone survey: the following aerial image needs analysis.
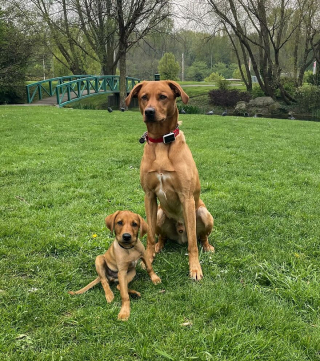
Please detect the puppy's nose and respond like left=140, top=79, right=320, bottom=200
left=145, top=107, right=155, bottom=120
left=122, top=233, right=132, bottom=242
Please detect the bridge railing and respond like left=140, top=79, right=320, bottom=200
left=55, top=75, right=140, bottom=107
left=26, top=75, right=91, bottom=104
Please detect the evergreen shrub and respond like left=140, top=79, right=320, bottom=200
left=295, top=85, right=320, bottom=112
left=177, top=104, right=201, bottom=114
left=208, top=89, right=251, bottom=107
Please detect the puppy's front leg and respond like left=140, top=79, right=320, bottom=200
left=144, top=192, right=158, bottom=264
left=95, top=255, right=114, bottom=303
left=117, top=269, right=130, bottom=321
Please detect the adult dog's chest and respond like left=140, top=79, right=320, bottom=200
left=141, top=143, right=186, bottom=218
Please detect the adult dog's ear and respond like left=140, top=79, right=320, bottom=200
left=125, top=82, right=144, bottom=106
left=138, top=215, right=148, bottom=238
left=166, top=80, right=189, bottom=104
left=105, top=211, right=121, bottom=234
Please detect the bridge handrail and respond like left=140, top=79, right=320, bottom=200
left=55, top=75, right=140, bottom=107
left=26, top=75, right=93, bottom=104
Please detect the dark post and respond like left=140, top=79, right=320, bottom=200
left=154, top=74, right=160, bottom=81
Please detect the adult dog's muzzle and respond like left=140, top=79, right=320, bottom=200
left=144, top=107, right=156, bottom=122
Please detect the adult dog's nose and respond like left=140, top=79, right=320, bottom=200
left=122, top=233, right=132, bottom=242
left=145, top=107, right=155, bottom=120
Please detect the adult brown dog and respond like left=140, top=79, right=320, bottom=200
left=125, top=80, right=214, bottom=281
left=69, top=210, right=161, bottom=320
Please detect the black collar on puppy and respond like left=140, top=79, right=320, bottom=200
left=118, top=242, right=135, bottom=250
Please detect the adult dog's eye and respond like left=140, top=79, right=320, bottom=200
left=132, top=222, right=138, bottom=227
left=141, top=95, right=148, bottom=100
left=117, top=221, right=123, bottom=226
left=159, top=94, right=167, bottom=100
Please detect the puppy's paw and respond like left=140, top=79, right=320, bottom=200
left=203, top=244, right=215, bottom=253
left=155, top=242, right=164, bottom=254
left=118, top=308, right=130, bottom=321
left=105, top=291, right=114, bottom=303
left=151, top=274, right=161, bottom=285
left=119, top=285, right=141, bottom=298
left=131, top=291, right=141, bottom=298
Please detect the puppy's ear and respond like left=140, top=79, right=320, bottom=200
left=138, top=216, right=148, bottom=238
left=105, top=211, right=121, bottom=234
left=125, top=82, right=144, bottom=106
left=166, top=80, right=189, bottom=104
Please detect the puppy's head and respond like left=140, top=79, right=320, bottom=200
left=125, top=80, right=189, bottom=123
left=105, top=210, right=148, bottom=247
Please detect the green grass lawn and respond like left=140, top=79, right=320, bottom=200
left=1, top=106, right=320, bottom=360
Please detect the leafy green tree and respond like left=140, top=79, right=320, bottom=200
left=232, top=64, right=247, bottom=80
left=0, top=10, right=32, bottom=103
left=211, top=62, right=238, bottom=79
left=158, top=52, right=180, bottom=80
left=186, top=61, right=210, bottom=81
left=205, top=0, right=315, bottom=103
left=204, top=72, right=225, bottom=82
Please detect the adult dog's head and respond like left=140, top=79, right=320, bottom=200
left=125, top=80, right=189, bottom=124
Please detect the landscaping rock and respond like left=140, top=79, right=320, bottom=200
left=234, top=101, right=247, bottom=114
left=234, top=96, right=288, bottom=118
left=249, top=96, right=274, bottom=107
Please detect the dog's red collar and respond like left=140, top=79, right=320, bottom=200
left=140, top=127, right=179, bottom=144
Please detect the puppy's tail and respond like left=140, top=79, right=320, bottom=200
left=68, top=277, right=100, bottom=295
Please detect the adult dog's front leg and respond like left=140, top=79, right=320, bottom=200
left=144, top=192, right=158, bottom=264
left=183, top=197, right=203, bottom=280
left=141, top=253, right=161, bottom=285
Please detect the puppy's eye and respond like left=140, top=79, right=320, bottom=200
left=117, top=221, right=123, bottom=226
left=132, top=222, right=138, bottom=227
left=141, top=95, right=148, bottom=101
left=159, top=94, right=167, bottom=100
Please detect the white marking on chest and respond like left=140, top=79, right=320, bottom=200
left=130, top=260, right=138, bottom=269
left=157, top=173, right=171, bottom=200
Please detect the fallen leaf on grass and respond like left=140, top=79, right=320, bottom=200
left=28, top=288, right=39, bottom=292
left=180, top=320, right=193, bottom=327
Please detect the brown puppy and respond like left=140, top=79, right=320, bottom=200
left=69, top=210, right=161, bottom=321
left=125, top=80, right=214, bottom=281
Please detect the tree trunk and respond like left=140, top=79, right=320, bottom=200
left=226, top=27, right=252, bottom=91
left=101, top=34, right=116, bottom=75
left=119, top=44, right=127, bottom=109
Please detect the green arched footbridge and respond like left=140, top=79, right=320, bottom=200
left=26, top=75, right=140, bottom=107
